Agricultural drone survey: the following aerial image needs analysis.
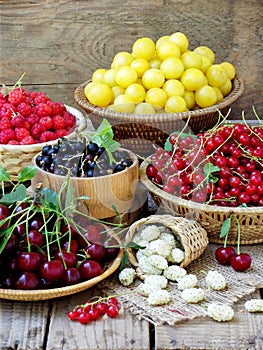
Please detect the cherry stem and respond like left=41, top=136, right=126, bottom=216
left=234, top=214, right=241, bottom=255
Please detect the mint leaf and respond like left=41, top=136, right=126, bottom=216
left=127, top=241, right=146, bottom=250
left=18, top=166, right=38, bottom=182
left=120, top=250, right=129, bottom=270
left=0, top=165, right=10, bottom=182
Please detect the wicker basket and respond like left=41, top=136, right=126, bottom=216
left=74, top=77, right=244, bottom=156
left=140, top=160, right=263, bottom=245
left=0, top=231, right=123, bottom=301
left=0, top=105, right=87, bottom=181
left=125, top=214, right=208, bottom=272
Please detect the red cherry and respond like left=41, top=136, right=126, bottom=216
left=79, top=259, right=103, bottom=280
left=0, top=204, right=11, bottom=217
left=62, top=267, right=81, bottom=286
left=24, top=229, right=44, bottom=248
left=55, top=250, right=78, bottom=267
left=17, top=251, right=42, bottom=272
left=40, top=259, right=65, bottom=282
left=86, top=242, right=106, bottom=260
left=230, top=253, right=252, bottom=272
left=15, top=271, right=40, bottom=290
left=215, top=246, right=236, bottom=265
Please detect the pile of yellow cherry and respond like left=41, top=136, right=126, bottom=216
left=84, top=32, right=236, bottom=114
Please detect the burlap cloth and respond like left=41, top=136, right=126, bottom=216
left=100, top=243, right=263, bottom=326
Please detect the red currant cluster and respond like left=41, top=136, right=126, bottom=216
left=68, top=296, right=120, bottom=324
left=146, top=122, right=263, bottom=207
left=0, top=86, right=76, bottom=145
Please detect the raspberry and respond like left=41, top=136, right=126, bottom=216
left=55, top=129, right=68, bottom=138
left=27, top=113, right=39, bottom=125
left=20, top=135, right=36, bottom=145
left=31, top=124, right=44, bottom=139
left=34, top=103, right=52, bottom=117
left=7, top=88, right=27, bottom=106
left=39, top=131, right=57, bottom=142
left=48, top=101, right=66, bottom=115
left=8, top=140, right=19, bottom=145
left=53, top=115, right=65, bottom=130
left=15, top=127, right=30, bottom=142
left=0, top=116, right=12, bottom=130
left=17, top=102, right=32, bottom=117
left=0, top=102, right=15, bottom=118
left=0, top=129, right=16, bottom=144
left=63, top=111, right=76, bottom=128
left=39, top=116, right=53, bottom=130
left=33, top=92, right=51, bottom=105
left=11, top=114, right=26, bottom=128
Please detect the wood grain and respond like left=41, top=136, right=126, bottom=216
left=0, top=0, right=262, bottom=119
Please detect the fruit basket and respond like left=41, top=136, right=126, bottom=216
left=125, top=214, right=209, bottom=271
left=0, top=232, right=123, bottom=301
left=0, top=105, right=86, bottom=181
left=139, top=159, right=263, bottom=245
left=74, top=76, right=244, bottom=156
left=31, top=147, right=139, bottom=220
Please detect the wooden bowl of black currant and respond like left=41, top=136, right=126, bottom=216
left=31, top=136, right=139, bottom=220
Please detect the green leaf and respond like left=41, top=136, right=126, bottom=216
left=120, top=250, right=129, bottom=270
left=127, top=241, right=146, bottom=250
left=0, top=165, right=11, bottom=182
left=220, top=217, right=231, bottom=238
left=106, top=139, right=120, bottom=153
left=18, top=166, right=38, bottom=182
left=0, top=226, right=13, bottom=254
left=0, top=184, right=27, bottom=204
left=41, top=187, right=58, bottom=206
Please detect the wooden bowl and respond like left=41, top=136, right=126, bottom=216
left=0, top=105, right=87, bottom=181
left=74, top=77, right=244, bottom=156
left=31, top=148, right=139, bottom=219
left=139, top=159, right=263, bottom=245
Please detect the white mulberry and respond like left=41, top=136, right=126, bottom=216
left=118, top=267, right=136, bottom=286
left=177, top=274, right=198, bottom=290
left=205, top=270, right=227, bottom=290
left=148, top=239, right=171, bottom=258
left=148, top=289, right=171, bottom=306
left=181, top=287, right=205, bottom=303
left=167, top=247, right=185, bottom=264
left=207, top=303, right=234, bottom=322
left=163, top=265, right=187, bottom=281
left=244, top=299, right=263, bottom=313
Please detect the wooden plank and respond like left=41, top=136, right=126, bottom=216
left=0, top=0, right=262, bottom=119
left=0, top=299, right=49, bottom=350
left=155, top=290, right=263, bottom=350
left=46, top=289, right=150, bottom=350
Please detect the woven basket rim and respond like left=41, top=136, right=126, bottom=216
left=0, top=233, right=123, bottom=301
left=32, top=147, right=139, bottom=181
left=139, top=159, right=263, bottom=215
left=0, top=105, right=86, bottom=151
left=74, top=76, right=244, bottom=122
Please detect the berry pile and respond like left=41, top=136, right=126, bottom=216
left=35, top=137, right=134, bottom=177
left=68, top=296, right=120, bottom=324
left=146, top=121, right=263, bottom=207
left=0, top=85, right=76, bottom=145
left=0, top=197, right=120, bottom=290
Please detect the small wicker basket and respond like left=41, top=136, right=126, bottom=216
left=125, top=214, right=209, bottom=271
left=74, top=77, right=244, bottom=156
left=140, top=160, right=263, bottom=245
left=0, top=105, right=87, bottom=181
left=0, top=231, right=123, bottom=301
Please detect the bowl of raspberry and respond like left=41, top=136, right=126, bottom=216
left=0, top=86, right=86, bottom=180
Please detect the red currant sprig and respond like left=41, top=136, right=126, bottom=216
left=67, top=296, right=121, bottom=324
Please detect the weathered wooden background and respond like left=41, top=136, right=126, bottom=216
left=0, top=0, right=262, bottom=121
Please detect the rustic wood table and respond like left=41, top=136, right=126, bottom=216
left=0, top=1, right=262, bottom=349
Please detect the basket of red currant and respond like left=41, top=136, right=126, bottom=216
left=0, top=75, right=86, bottom=180
left=31, top=119, right=139, bottom=220
left=140, top=113, right=263, bottom=245
left=0, top=166, right=124, bottom=301
left=74, top=32, right=244, bottom=156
